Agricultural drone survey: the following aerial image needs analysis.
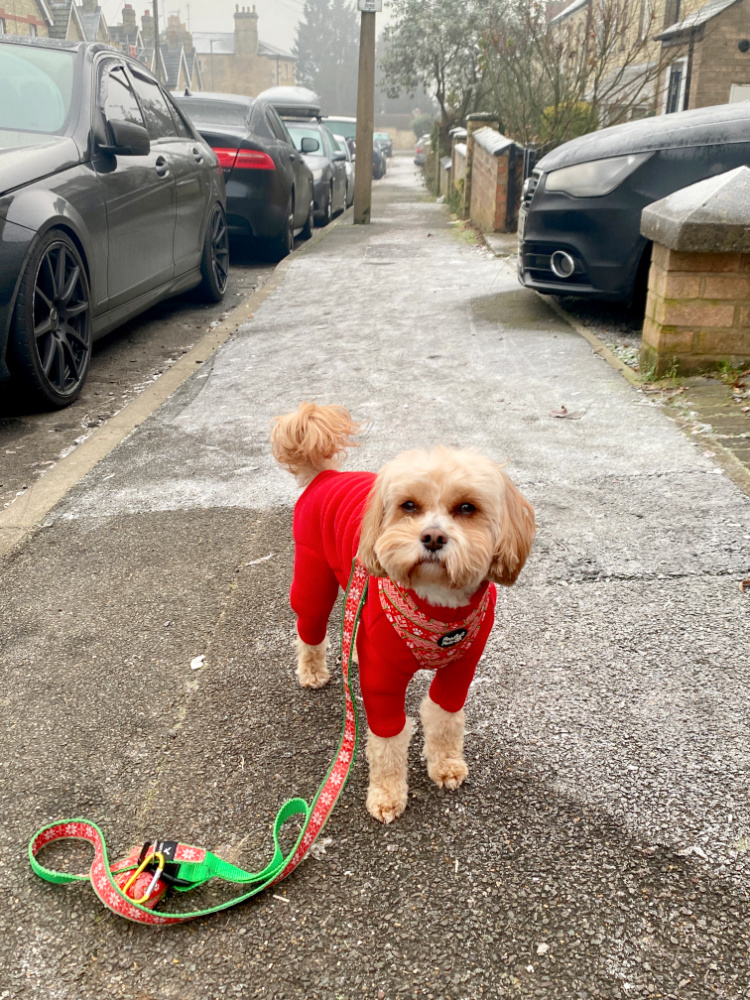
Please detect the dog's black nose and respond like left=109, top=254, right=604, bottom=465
left=421, top=529, right=447, bottom=551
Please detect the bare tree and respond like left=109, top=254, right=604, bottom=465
left=483, top=0, right=672, bottom=151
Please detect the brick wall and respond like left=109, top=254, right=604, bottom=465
left=470, top=143, right=510, bottom=232
left=0, top=0, right=49, bottom=36
left=641, top=244, right=750, bottom=373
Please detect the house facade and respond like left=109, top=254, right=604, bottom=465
left=0, top=0, right=52, bottom=37
left=192, top=4, right=295, bottom=97
left=549, top=0, right=750, bottom=117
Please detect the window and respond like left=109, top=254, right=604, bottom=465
left=0, top=45, right=75, bottom=133
left=663, top=0, right=680, bottom=28
left=102, top=65, right=145, bottom=128
left=174, top=98, right=251, bottom=128
left=163, top=92, right=194, bottom=138
left=29, top=24, right=37, bottom=37
left=266, top=106, right=292, bottom=143
left=129, top=70, right=177, bottom=139
left=664, top=58, right=687, bottom=114
left=286, top=124, right=323, bottom=153
left=0, top=18, right=5, bottom=35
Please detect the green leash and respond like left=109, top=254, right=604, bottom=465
left=28, top=561, right=369, bottom=925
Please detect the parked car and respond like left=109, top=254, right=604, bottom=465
left=374, top=130, right=393, bottom=157
left=373, top=142, right=387, bottom=180
left=323, top=116, right=357, bottom=144
left=333, top=134, right=355, bottom=208
left=257, top=88, right=347, bottom=226
left=174, top=91, right=314, bottom=260
left=0, top=36, right=226, bottom=408
left=518, top=102, right=750, bottom=305
left=414, top=134, right=431, bottom=166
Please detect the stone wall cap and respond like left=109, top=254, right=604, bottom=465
left=473, top=126, right=513, bottom=156
left=450, top=127, right=467, bottom=139
left=466, top=113, right=499, bottom=122
left=453, top=142, right=467, bottom=158
left=440, top=156, right=452, bottom=169
left=641, top=166, right=750, bottom=252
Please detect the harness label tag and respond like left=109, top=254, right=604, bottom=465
left=437, top=628, right=468, bottom=649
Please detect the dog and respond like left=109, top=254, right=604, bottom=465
left=271, top=402, right=535, bottom=823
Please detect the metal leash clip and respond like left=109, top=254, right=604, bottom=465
left=122, top=848, right=165, bottom=904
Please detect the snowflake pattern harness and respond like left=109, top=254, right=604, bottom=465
left=377, top=575, right=492, bottom=669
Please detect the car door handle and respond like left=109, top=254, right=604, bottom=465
left=192, top=147, right=203, bottom=163
left=155, top=155, right=169, bottom=177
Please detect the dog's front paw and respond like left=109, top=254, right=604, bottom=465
left=366, top=782, right=408, bottom=824
left=296, top=660, right=330, bottom=688
left=295, top=636, right=330, bottom=689
left=427, top=756, right=468, bottom=790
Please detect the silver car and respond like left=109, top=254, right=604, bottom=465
left=334, top=134, right=355, bottom=208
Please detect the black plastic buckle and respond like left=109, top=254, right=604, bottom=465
left=138, top=839, right=194, bottom=888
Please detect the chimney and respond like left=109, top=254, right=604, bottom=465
left=81, top=0, right=97, bottom=12
left=121, top=4, right=136, bottom=33
left=167, top=13, right=181, bottom=49
left=234, top=4, right=258, bottom=57
left=141, top=9, right=153, bottom=43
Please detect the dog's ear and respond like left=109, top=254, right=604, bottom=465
left=488, top=476, right=535, bottom=587
left=357, top=476, right=387, bottom=577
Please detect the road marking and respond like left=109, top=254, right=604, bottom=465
left=0, top=211, right=349, bottom=561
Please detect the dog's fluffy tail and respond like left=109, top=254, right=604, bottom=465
left=271, top=401, right=359, bottom=486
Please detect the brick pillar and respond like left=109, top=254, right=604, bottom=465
left=640, top=166, right=750, bottom=375
left=463, top=114, right=499, bottom=220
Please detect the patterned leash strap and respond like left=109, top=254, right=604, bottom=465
left=28, top=560, right=369, bottom=926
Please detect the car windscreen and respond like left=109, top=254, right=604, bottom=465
left=176, top=98, right=252, bottom=127
left=325, top=119, right=356, bottom=140
left=286, top=124, right=324, bottom=154
left=0, top=45, right=75, bottom=134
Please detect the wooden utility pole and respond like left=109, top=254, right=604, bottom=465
left=353, top=0, right=380, bottom=225
left=153, top=0, right=161, bottom=82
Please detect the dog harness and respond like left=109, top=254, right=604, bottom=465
left=378, top=576, right=492, bottom=669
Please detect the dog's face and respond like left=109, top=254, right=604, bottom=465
left=358, top=447, right=535, bottom=597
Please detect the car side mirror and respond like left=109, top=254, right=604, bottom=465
left=300, top=136, right=320, bottom=154
left=101, top=119, right=151, bottom=156
left=331, top=150, right=346, bottom=162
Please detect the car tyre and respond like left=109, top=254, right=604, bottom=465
left=316, top=184, right=333, bottom=227
left=267, top=196, right=295, bottom=262
left=8, top=229, right=92, bottom=409
left=198, top=203, right=229, bottom=302
left=301, top=199, right=314, bottom=240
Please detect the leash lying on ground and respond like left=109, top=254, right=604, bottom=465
left=28, top=561, right=369, bottom=925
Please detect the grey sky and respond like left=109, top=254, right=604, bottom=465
left=100, top=0, right=393, bottom=53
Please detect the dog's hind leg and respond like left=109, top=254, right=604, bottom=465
left=420, top=695, right=468, bottom=790
left=290, top=545, right=339, bottom=688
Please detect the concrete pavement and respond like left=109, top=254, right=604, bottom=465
left=2, top=156, right=750, bottom=1000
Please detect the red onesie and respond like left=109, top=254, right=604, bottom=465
left=291, top=470, right=497, bottom=739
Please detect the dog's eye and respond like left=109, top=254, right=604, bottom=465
left=456, top=503, right=476, bottom=515
left=401, top=501, right=418, bottom=513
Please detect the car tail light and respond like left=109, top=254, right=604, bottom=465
left=416, top=145, right=423, bottom=154
left=211, top=148, right=276, bottom=172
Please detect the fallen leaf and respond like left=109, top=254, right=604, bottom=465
left=739, top=579, right=750, bottom=594
left=549, top=405, right=585, bottom=420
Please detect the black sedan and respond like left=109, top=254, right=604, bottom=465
left=518, top=102, right=750, bottom=305
left=0, top=36, right=226, bottom=408
left=174, top=92, right=315, bottom=261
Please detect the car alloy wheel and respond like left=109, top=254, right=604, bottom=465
left=326, top=184, right=333, bottom=225
left=9, top=230, right=92, bottom=407
left=199, top=203, right=229, bottom=301
left=209, top=204, right=229, bottom=294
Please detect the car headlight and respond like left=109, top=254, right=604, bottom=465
left=312, top=168, right=323, bottom=182
left=544, top=152, right=651, bottom=198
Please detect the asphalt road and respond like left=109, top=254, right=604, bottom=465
left=2, top=157, right=750, bottom=1000
left=0, top=244, right=275, bottom=512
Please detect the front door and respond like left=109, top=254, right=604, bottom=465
left=94, top=59, right=176, bottom=309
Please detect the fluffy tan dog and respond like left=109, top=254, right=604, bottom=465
left=272, top=402, right=535, bottom=822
